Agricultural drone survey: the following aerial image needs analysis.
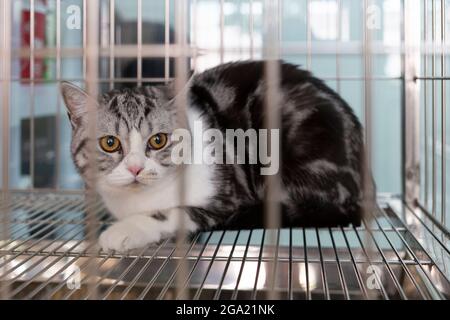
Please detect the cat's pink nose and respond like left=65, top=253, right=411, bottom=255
left=128, top=166, right=143, bottom=176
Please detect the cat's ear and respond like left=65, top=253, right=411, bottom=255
left=60, top=81, right=96, bottom=126
left=146, top=82, right=176, bottom=102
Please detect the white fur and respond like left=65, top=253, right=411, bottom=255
left=97, top=108, right=216, bottom=252
left=99, top=207, right=198, bottom=252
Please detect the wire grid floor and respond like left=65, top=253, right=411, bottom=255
left=0, top=192, right=448, bottom=300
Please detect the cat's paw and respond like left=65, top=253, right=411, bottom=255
left=99, top=219, right=161, bottom=253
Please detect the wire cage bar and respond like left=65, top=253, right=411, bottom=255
left=0, top=0, right=449, bottom=300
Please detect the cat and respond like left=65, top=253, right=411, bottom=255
left=61, top=60, right=373, bottom=253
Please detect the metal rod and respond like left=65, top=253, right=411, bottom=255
left=340, top=227, right=369, bottom=299
left=0, top=198, right=86, bottom=253
left=101, top=244, right=153, bottom=299
left=424, top=0, right=429, bottom=206
left=55, top=0, right=61, bottom=190
left=29, top=0, right=35, bottom=189
left=213, top=230, right=242, bottom=300
left=249, top=0, right=254, bottom=59
left=136, top=239, right=184, bottom=300
left=267, top=229, right=280, bottom=299
left=358, top=220, right=408, bottom=299
left=137, top=0, right=142, bottom=86
left=288, top=228, right=293, bottom=300
left=352, top=226, right=389, bottom=299
left=174, top=232, right=213, bottom=300
left=41, top=248, right=101, bottom=299
left=263, top=0, right=282, bottom=299
left=363, top=0, right=373, bottom=168
left=440, top=0, right=446, bottom=226
left=164, top=0, right=170, bottom=83
left=109, top=0, right=115, bottom=90
left=328, top=228, right=350, bottom=300
left=303, top=228, right=310, bottom=300
left=306, top=0, right=311, bottom=69
left=249, top=230, right=266, bottom=300
left=8, top=223, right=102, bottom=298
left=231, top=229, right=255, bottom=300
left=367, top=209, right=428, bottom=299
left=119, top=238, right=172, bottom=300
left=432, top=0, right=437, bottom=216
left=378, top=205, right=447, bottom=299
left=0, top=202, right=103, bottom=278
left=315, top=229, right=329, bottom=300
left=156, top=233, right=202, bottom=300
left=62, top=251, right=114, bottom=300
left=219, top=0, right=224, bottom=63
left=0, top=0, right=12, bottom=300
left=0, top=197, right=80, bottom=249
left=192, top=231, right=226, bottom=300
left=84, top=0, right=100, bottom=300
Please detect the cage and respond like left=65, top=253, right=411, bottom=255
left=0, top=0, right=449, bottom=300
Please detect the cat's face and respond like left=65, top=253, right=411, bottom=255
left=61, top=82, right=180, bottom=191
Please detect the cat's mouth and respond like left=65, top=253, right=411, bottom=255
left=126, top=177, right=158, bottom=188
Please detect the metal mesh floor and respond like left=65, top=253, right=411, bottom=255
left=0, top=192, right=448, bottom=300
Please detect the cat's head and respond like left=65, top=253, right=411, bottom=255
left=61, top=82, right=181, bottom=192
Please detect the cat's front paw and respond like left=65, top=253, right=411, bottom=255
left=99, top=219, right=161, bottom=253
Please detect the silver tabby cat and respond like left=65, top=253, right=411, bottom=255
left=61, top=61, right=373, bottom=253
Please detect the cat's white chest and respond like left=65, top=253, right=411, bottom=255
left=98, top=163, right=216, bottom=220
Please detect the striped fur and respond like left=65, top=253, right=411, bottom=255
left=61, top=61, right=374, bottom=252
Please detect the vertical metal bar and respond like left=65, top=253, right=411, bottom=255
left=263, top=0, right=282, bottom=300
left=29, top=0, right=35, bottom=189
left=174, top=0, right=188, bottom=300
left=55, top=0, right=61, bottom=189
left=250, top=229, right=266, bottom=300
left=191, top=0, right=199, bottom=72
left=352, top=226, right=389, bottom=299
left=315, top=229, right=329, bottom=300
left=368, top=209, right=428, bottom=299
left=432, top=0, right=437, bottom=215
left=306, top=0, right=312, bottom=69
left=109, top=0, right=115, bottom=90
left=288, top=228, right=293, bottom=300
left=340, top=227, right=369, bottom=299
left=175, top=232, right=213, bottom=300
left=213, top=230, right=242, bottom=300
left=85, top=0, right=100, bottom=300
left=193, top=231, right=226, bottom=300
left=363, top=0, right=372, bottom=168
left=220, top=0, right=224, bottom=63
left=164, top=0, right=170, bottom=83
left=0, top=0, right=12, bottom=300
left=83, top=0, right=87, bottom=79
left=249, top=0, right=254, bottom=59
left=156, top=233, right=202, bottom=300
left=404, top=0, right=421, bottom=205
left=0, top=0, right=11, bottom=200
left=137, top=0, right=142, bottom=86
left=230, top=235, right=254, bottom=300
left=336, top=0, right=341, bottom=93
left=303, top=228, right=310, bottom=300
left=440, top=0, right=446, bottom=225
left=424, top=0, right=429, bottom=206
left=328, top=228, right=350, bottom=300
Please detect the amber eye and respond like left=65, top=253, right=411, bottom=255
left=99, top=136, right=121, bottom=153
left=148, top=133, right=168, bottom=150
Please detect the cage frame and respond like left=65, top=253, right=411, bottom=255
left=0, top=0, right=449, bottom=300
